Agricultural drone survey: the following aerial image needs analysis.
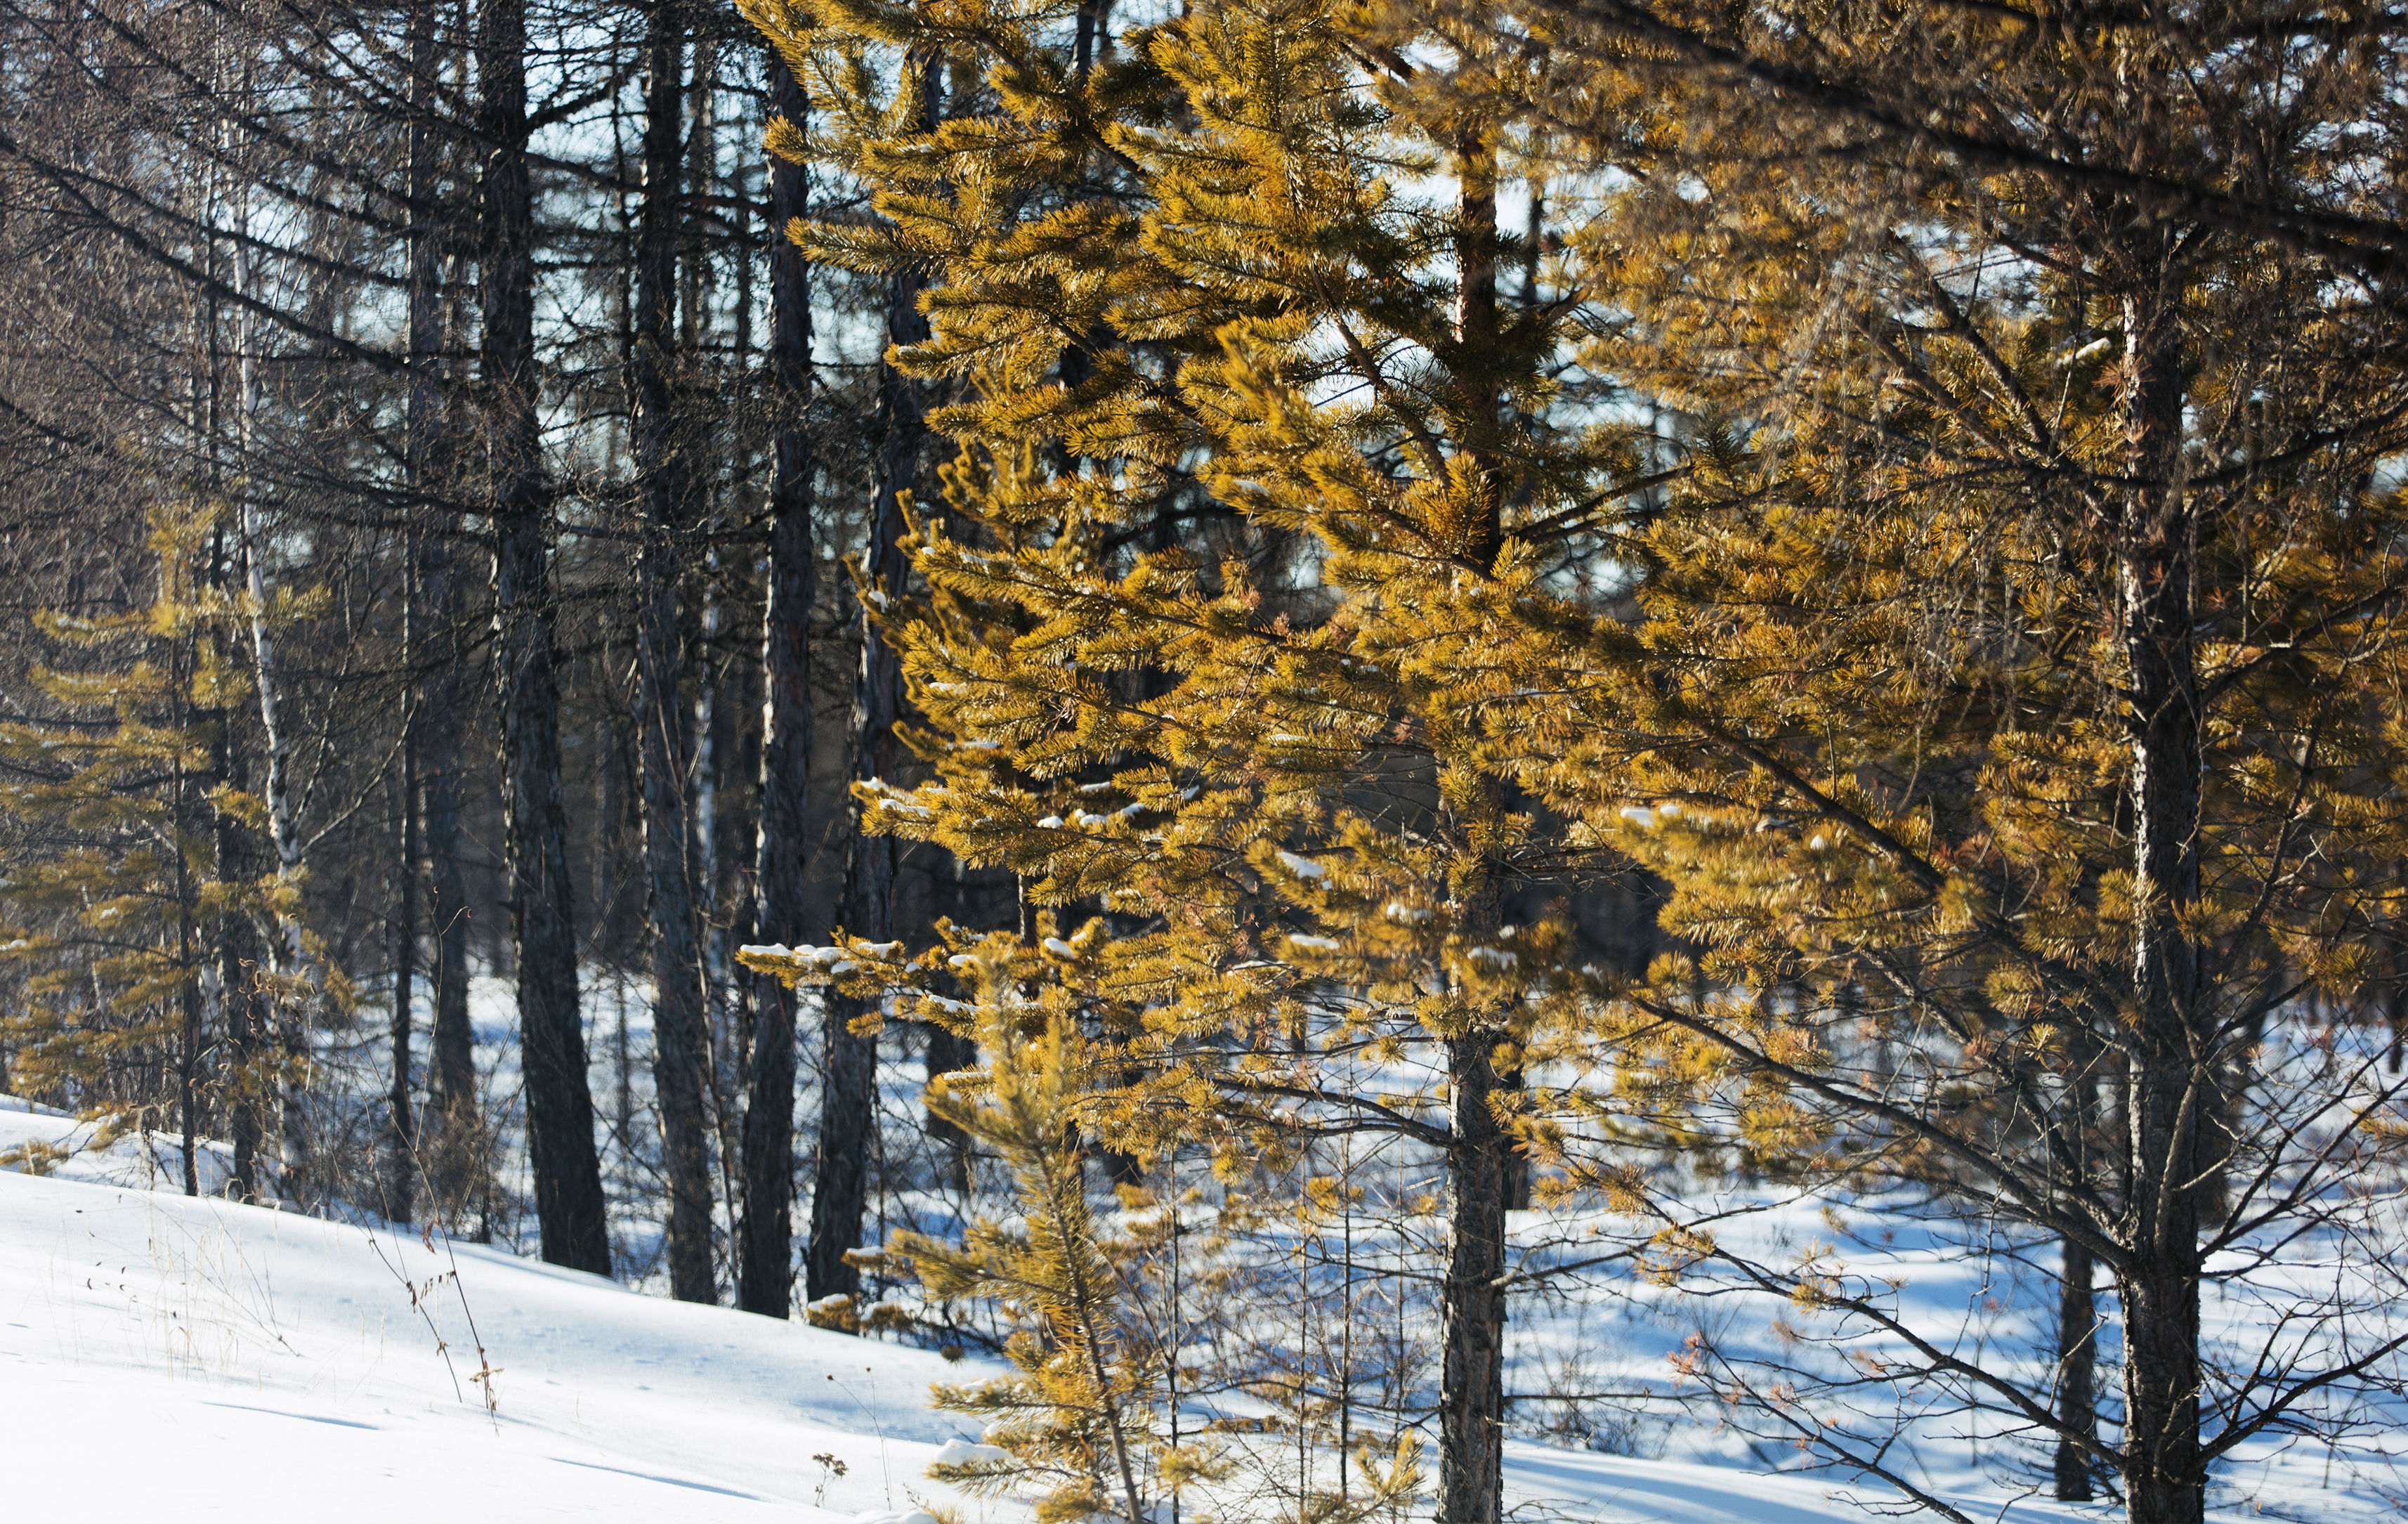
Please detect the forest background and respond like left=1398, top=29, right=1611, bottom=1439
left=1, top=2, right=2405, bottom=1524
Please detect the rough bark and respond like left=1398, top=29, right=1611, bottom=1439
left=739, top=35, right=816, bottom=1320
left=1434, top=122, right=1512, bottom=1524
left=632, top=0, right=714, bottom=1306
left=804, top=336, right=908, bottom=1301
left=1439, top=1031, right=1511, bottom=1524
left=1443, top=127, right=1503, bottom=571
left=804, top=988, right=879, bottom=1303
left=480, top=0, right=609, bottom=1275
left=220, top=158, right=316, bottom=1205
left=2114, top=242, right=2206, bottom=1524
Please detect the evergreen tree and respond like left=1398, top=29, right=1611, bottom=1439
left=893, top=991, right=1180, bottom=1524
left=745, top=0, right=2408, bottom=1518
left=0, top=502, right=304, bottom=1196
left=1431, top=2, right=2408, bottom=1516
left=738, top=0, right=1666, bottom=1516
left=786, top=949, right=1425, bottom=1524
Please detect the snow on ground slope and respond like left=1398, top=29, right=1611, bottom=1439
left=2, top=1103, right=977, bottom=1522
left=0, top=1100, right=2378, bottom=1524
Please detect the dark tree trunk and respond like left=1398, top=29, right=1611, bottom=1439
left=2114, top=245, right=2206, bottom=1524
left=222, top=899, right=266, bottom=1200
left=804, top=986, right=878, bottom=1303
left=740, top=977, right=801, bottom=1315
left=632, top=0, right=713, bottom=1306
left=1095, top=1134, right=1144, bottom=1191
left=2054, top=1233, right=2098, bottom=1502
left=1441, top=130, right=1503, bottom=571
left=179, top=975, right=201, bottom=1194
left=215, top=641, right=268, bottom=1201
left=383, top=0, right=447, bottom=1232
left=2050, top=1023, right=2103, bottom=1503
left=176, top=818, right=202, bottom=1199
left=388, top=566, right=420, bottom=1225
left=1439, top=1032, right=1510, bottom=1524
left=804, top=51, right=937, bottom=1310
left=422, top=529, right=479, bottom=1220
left=739, top=35, right=816, bottom=1320
left=480, top=0, right=608, bottom=1275
left=1433, top=127, right=1511, bottom=1524
left=804, top=327, right=907, bottom=1303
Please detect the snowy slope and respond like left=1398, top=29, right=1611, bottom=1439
left=0, top=1099, right=2390, bottom=1523
left=1, top=1103, right=975, bottom=1522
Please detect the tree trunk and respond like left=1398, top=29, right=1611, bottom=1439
left=1434, top=119, right=1511, bottom=1524
left=632, top=0, right=713, bottom=1306
left=2114, top=244, right=2206, bottom=1524
left=480, top=0, right=609, bottom=1275
left=2050, top=1023, right=2103, bottom=1503
left=382, top=0, right=448, bottom=1232
left=213, top=593, right=268, bottom=1202
left=2054, top=1233, right=2097, bottom=1502
left=739, top=34, right=816, bottom=1320
left=422, top=528, right=479, bottom=1221
left=222, top=893, right=266, bottom=1200
left=176, top=788, right=203, bottom=1199
left=223, top=159, right=317, bottom=1205
left=1498, top=1062, right=1530, bottom=1209
left=805, top=51, right=936, bottom=1309
left=805, top=337, right=908, bottom=1303
left=805, top=990, right=879, bottom=1303
left=709, top=593, right=761, bottom=1222
left=1439, top=1031, right=1510, bottom=1524
left=1441, top=126, right=1503, bottom=571
left=388, top=566, right=420, bottom=1225
left=698, top=561, right=750, bottom=1254
left=686, top=45, right=746, bottom=1214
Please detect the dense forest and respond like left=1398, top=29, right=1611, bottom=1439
left=1, top=1, right=2406, bottom=1522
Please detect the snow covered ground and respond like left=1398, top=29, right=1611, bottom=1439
left=1, top=1105, right=974, bottom=1520
left=1, top=1097, right=2397, bottom=1522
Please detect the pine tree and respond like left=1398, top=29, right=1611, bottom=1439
left=737, top=0, right=1668, bottom=1516
left=802, top=956, right=1425, bottom=1524
left=1423, top=4, right=2408, bottom=1516
left=889, top=991, right=1176, bottom=1524
left=0, top=501, right=301, bottom=1196
left=742, top=0, right=2408, bottom=1516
